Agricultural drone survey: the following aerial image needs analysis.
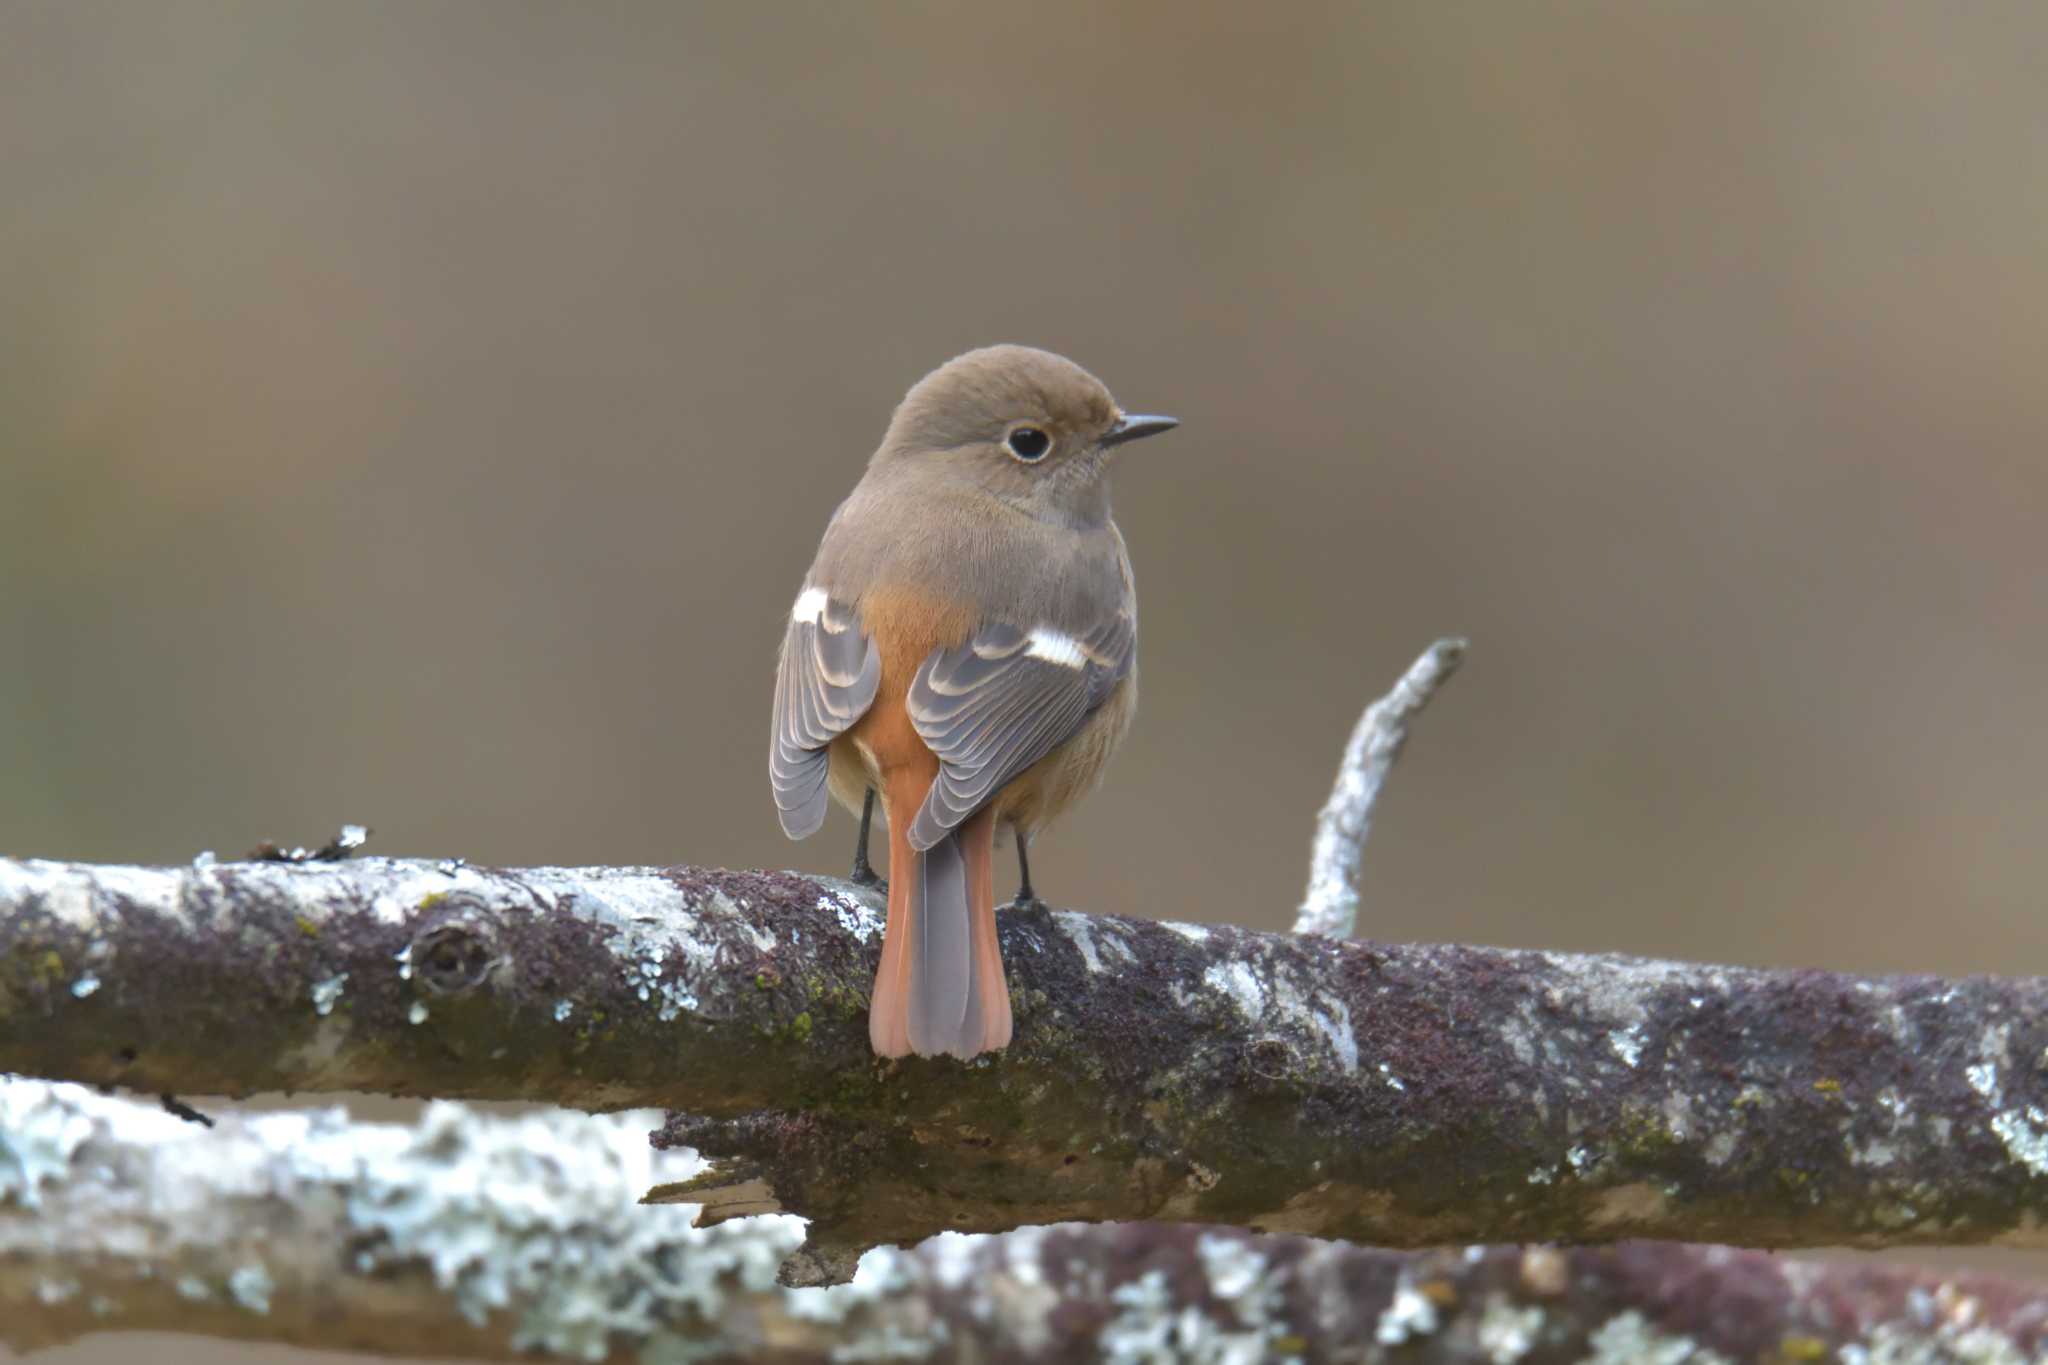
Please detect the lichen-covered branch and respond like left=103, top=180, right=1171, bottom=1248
left=1296, top=637, right=1466, bottom=939
left=4, top=855, right=2047, bottom=1282
left=8, top=1080, right=2047, bottom=1364
left=0, top=1078, right=798, bottom=1360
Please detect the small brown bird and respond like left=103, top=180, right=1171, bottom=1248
left=770, top=345, right=1176, bottom=1059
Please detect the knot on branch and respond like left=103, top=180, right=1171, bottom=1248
left=409, top=906, right=502, bottom=997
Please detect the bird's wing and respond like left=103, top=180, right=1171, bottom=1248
left=904, top=609, right=1134, bottom=850
left=770, top=587, right=881, bottom=839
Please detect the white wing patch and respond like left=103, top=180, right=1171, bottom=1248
left=790, top=586, right=829, bottom=625
left=904, top=612, right=1135, bottom=849
left=1024, top=628, right=1087, bottom=669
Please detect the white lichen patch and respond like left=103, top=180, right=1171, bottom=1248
left=821, top=892, right=882, bottom=944
left=311, top=973, right=349, bottom=1016
left=0, top=861, right=182, bottom=931
left=1375, top=1281, right=1439, bottom=1345
left=70, top=971, right=101, bottom=999
left=621, top=935, right=700, bottom=1023
left=1193, top=1233, right=1294, bottom=1361
left=1476, top=1294, right=1544, bottom=1363
left=654, top=979, right=697, bottom=1021
left=1203, top=961, right=1266, bottom=1022
left=1263, top=970, right=1360, bottom=1075
left=553, top=999, right=574, bottom=1022
left=1096, top=925, right=1139, bottom=967
left=1989, top=1109, right=2048, bottom=1178
left=1194, top=1233, right=1264, bottom=1302
left=1311, top=996, right=1360, bottom=1074
left=1096, top=1269, right=1175, bottom=1359
left=1840, top=1320, right=2038, bottom=1365
left=1161, top=920, right=1210, bottom=943
left=1584, top=1310, right=1731, bottom=1365
left=662, top=902, right=733, bottom=983
left=1962, top=1023, right=2048, bottom=1178
left=229, top=1264, right=274, bottom=1314
left=408, top=1001, right=430, bottom=1026
left=279, top=1100, right=803, bottom=1359
left=1968, top=1024, right=2011, bottom=1099
left=1095, top=1247, right=1293, bottom=1365
left=1538, top=951, right=1702, bottom=1032
left=1063, top=915, right=1107, bottom=974
left=1607, top=1027, right=1643, bottom=1068
left=0, top=1081, right=113, bottom=1208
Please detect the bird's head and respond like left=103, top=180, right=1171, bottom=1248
left=875, top=344, right=1177, bottom=527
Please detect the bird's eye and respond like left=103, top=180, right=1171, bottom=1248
left=1005, top=427, right=1052, bottom=462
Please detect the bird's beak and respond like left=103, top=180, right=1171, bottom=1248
left=1101, top=413, right=1179, bottom=448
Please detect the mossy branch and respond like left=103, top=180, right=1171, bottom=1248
left=8, top=1078, right=2048, bottom=1362
left=4, top=850, right=2046, bottom=1283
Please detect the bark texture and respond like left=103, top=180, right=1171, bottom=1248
left=5, top=854, right=2047, bottom=1283
left=8, top=1079, right=2048, bottom=1363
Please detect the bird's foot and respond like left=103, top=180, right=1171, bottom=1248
left=848, top=864, right=888, bottom=897
left=1006, top=892, right=1048, bottom=913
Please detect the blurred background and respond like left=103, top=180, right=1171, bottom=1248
left=4, top=2, right=2044, bottom=1359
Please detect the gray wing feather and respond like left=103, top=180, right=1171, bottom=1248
left=770, top=594, right=880, bottom=839
left=905, top=612, right=1132, bottom=850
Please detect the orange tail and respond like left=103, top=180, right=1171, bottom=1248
left=871, top=803, right=1011, bottom=1059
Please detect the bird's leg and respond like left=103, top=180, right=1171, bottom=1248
left=849, top=788, right=886, bottom=894
left=1010, top=825, right=1045, bottom=911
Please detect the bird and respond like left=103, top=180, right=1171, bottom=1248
left=769, top=345, right=1176, bottom=1059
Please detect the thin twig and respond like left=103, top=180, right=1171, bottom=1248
left=1295, top=637, right=1466, bottom=938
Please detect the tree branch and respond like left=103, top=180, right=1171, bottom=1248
left=8, top=1078, right=2048, bottom=1363
left=5, top=852, right=2046, bottom=1282
left=1296, top=637, right=1466, bottom=939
